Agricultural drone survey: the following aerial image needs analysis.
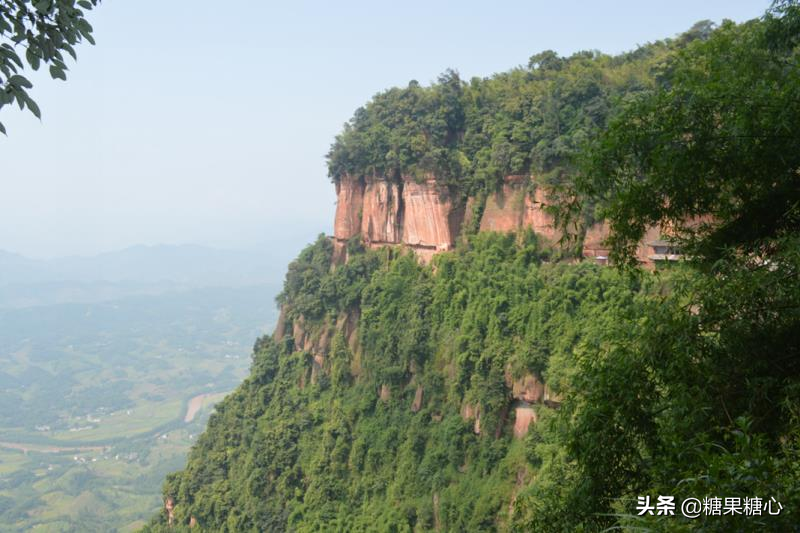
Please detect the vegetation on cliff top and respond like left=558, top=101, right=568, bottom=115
left=325, top=21, right=713, bottom=194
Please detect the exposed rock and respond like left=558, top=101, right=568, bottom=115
left=273, top=306, right=287, bottom=341
left=583, top=221, right=612, bottom=265
left=334, top=174, right=364, bottom=241
left=513, top=402, right=537, bottom=438
left=310, top=353, right=325, bottom=385
left=379, top=383, right=391, bottom=402
left=329, top=173, right=691, bottom=268
left=411, top=384, right=424, bottom=412
left=461, top=403, right=481, bottom=434
left=502, top=370, right=560, bottom=436
left=332, top=239, right=348, bottom=265
left=461, top=195, right=478, bottom=236
left=479, top=176, right=527, bottom=233
left=402, top=176, right=464, bottom=255
left=336, top=308, right=360, bottom=352
left=476, top=176, right=562, bottom=244
left=165, top=497, right=175, bottom=526
left=362, top=177, right=402, bottom=245
left=523, top=186, right=562, bottom=243
left=292, top=317, right=306, bottom=352
left=461, top=403, right=477, bottom=420
left=509, top=373, right=546, bottom=403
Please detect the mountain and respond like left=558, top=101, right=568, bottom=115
left=0, top=244, right=301, bottom=308
left=0, top=249, right=48, bottom=283
left=143, top=11, right=800, bottom=532
left=0, top=244, right=290, bottom=286
left=50, top=244, right=286, bottom=285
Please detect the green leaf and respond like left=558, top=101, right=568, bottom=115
left=8, top=75, right=33, bottom=88
left=78, top=0, right=93, bottom=9
left=33, top=0, right=51, bottom=14
left=63, top=43, right=77, bottom=61
left=49, top=65, right=66, bottom=81
left=23, top=94, right=41, bottom=119
left=25, top=48, right=41, bottom=71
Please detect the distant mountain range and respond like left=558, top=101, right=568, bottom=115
left=0, top=244, right=296, bottom=308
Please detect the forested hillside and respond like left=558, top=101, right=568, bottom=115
left=145, top=4, right=800, bottom=531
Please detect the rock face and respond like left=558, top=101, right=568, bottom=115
left=165, top=497, right=175, bottom=526
left=478, top=176, right=561, bottom=243
left=402, top=177, right=464, bottom=259
left=362, top=177, right=402, bottom=245
left=461, top=403, right=482, bottom=435
left=379, top=383, right=391, bottom=402
left=479, top=176, right=528, bottom=233
left=411, top=384, right=424, bottom=413
left=583, top=221, right=612, bottom=265
left=503, top=372, right=561, bottom=438
left=334, top=174, right=365, bottom=241
left=333, top=174, right=365, bottom=263
left=513, top=403, right=537, bottom=438
left=335, top=173, right=678, bottom=264
left=583, top=222, right=668, bottom=270
left=524, top=187, right=562, bottom=243
left=510, top=374, right=546, bottom=403
left=331, top=174, right=466, bottom=263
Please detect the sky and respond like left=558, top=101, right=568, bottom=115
left=0, top=0, right=771, bottom=259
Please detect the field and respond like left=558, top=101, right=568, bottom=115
left=0, top=285, right=279, bottom=532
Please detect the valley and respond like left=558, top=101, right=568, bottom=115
left=0, top=283, right=279, bottom=532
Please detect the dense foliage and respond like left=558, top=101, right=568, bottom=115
left=512, top=3, right=800, bottom=530
left=144, top=233, right=647, bottom=532
left=325, top=26, right=713, bottom=195
left=572, top=6, right=800, bottom=267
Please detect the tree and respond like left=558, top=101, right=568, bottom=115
left=0, top=0, right=99, bottom=134
left=516, top=4, right=800, bottom=529
left=571, top=3, right=800, bottom=267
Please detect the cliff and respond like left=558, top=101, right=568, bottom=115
left=333, top=174, right=465, bottom=263
left=334, top=173, right=669, bottom=268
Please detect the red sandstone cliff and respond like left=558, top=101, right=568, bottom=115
left=402, top=177, right=464, bottom=261
left=362, top=177, right=403, bottom=245
left=332, top=170, right=686, bottom=274
left=334, top=173, right=602, bottom=265
left=479, top=175, right=562, bottom=243
left=332, top=174, right=466, bottom=263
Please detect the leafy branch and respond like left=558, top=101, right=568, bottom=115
left=0, top=0, right=99, bottom=134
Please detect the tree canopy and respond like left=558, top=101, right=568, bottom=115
left=0, top=0, right=99, bottom=134
left=572, top=3, right=800, bottom=267
left=326, top=31, right=700, bottom=195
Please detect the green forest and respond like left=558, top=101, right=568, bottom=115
left=145, top=3, right=800, bottom=532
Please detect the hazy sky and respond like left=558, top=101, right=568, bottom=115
left=0, top=0, right=770, bottom=258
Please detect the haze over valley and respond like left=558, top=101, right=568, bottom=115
left=0, top=244, right=283, bottom=531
